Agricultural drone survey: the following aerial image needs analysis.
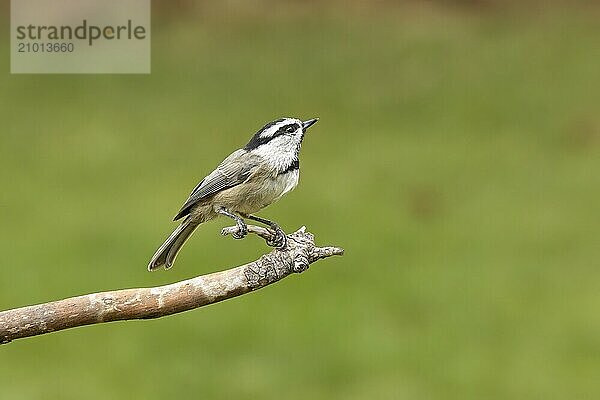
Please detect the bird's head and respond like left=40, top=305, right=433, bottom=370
left=244, top=117, right=319, bottom=156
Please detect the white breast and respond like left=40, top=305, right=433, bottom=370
left=276, top=169, right=299, bottom=199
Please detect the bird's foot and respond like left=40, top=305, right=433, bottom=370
left=221, top=221, right=248, bottom=239
left=266, top=226, right=287, bottom=249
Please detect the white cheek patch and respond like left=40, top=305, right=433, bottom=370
left=253, top=138, right=299, bottom=170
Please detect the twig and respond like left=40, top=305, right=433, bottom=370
left=0, top=226, right=343, bottom=345
left=221, top=223, right=275, bottom=242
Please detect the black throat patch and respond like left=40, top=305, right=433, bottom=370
left=281, top=158, right=299, bottom=175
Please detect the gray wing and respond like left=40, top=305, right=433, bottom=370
left=173, top=149, right=260, bottom=220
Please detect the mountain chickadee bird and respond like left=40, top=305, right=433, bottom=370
left=148, top=117, right=319, bottom=271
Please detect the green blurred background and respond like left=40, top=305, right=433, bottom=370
left=1, top=1, right=600, bottom=398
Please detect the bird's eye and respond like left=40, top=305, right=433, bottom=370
left=286, top=126, right=295, bottom=133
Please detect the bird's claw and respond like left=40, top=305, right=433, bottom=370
left=221, top=222, right=248, bottom=239
left=232, top=222, right=248, bottom=239
left=266, top=227, right=287, bottom=249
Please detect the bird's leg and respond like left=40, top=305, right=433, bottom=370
left=218, top=208, right=248, bottom=239
left=243, top=214, right=287, bottom=249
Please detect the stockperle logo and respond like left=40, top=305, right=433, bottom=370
left=11, top=0, right=150, bottom=74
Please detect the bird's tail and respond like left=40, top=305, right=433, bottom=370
left=148, top=217, right=199, bottom=271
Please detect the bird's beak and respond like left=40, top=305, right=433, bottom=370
left=302, top=118, right=319, bottom=131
